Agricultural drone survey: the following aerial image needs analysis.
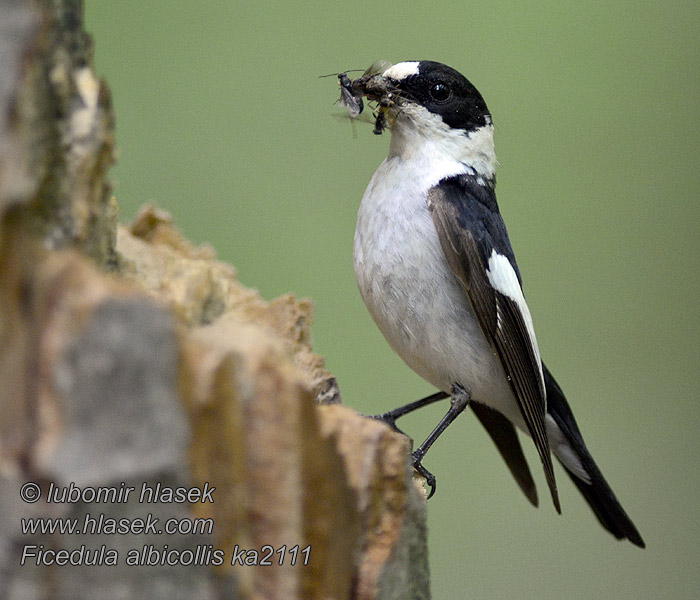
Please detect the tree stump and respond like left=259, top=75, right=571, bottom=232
left=0, top=1, right=430, bottom=599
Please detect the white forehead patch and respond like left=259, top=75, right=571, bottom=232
left=383, top=61, right=420, bottom=81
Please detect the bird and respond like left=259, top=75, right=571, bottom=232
left=342, top=59, right=645, bottom=547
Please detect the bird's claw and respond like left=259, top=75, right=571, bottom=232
left=371, top=415, right=437, bottom=497
left=411, top=451, right=436, bottom=499
left=370, top=412, right=407, bottom=436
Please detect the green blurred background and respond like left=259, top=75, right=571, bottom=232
left=85, top=1, right=699, bottom=598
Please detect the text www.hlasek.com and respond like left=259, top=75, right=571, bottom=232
left=22, top=513, right=212, bottom=537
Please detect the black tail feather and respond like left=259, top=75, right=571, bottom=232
left=543, top=363, right=645, bottom=548
left=561, top=463, right=644, bottom=546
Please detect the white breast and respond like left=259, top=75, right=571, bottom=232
left=353, top=154, right=524, bottom=427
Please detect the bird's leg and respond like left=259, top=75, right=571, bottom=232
left=410, top=383, right=471, bottom=498
left=371, top=390, right=449, bottom=435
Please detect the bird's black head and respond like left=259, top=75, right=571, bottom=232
left=381, top=61, right=491, bottom=133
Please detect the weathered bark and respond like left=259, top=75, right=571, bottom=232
left=0, top=2, right=430, bottom=599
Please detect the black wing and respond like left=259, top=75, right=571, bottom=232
left=427, top=174, right=560, bottom=511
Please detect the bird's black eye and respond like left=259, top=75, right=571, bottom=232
left=429, top=82, right=450, bottom=102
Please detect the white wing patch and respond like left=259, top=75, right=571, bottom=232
left=486, top=250, right=545, bottom=391
left=383, top=61, right=420, bottom=81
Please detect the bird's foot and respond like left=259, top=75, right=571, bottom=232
left=370, top=411, right=407, bottom=436
left=410, top=452, right=437, bottom=499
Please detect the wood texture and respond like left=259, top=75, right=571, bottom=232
left=0, top=2, right=430, bottom=598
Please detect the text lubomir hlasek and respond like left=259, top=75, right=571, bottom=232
left=44, top=482, right=215, bottom=504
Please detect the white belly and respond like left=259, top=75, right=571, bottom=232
left=353, top=156, right=525, bottom=428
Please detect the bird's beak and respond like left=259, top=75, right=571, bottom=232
left=349, top=71, right=399, bottom=135
left=352, top=73, right=397, bottom=107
